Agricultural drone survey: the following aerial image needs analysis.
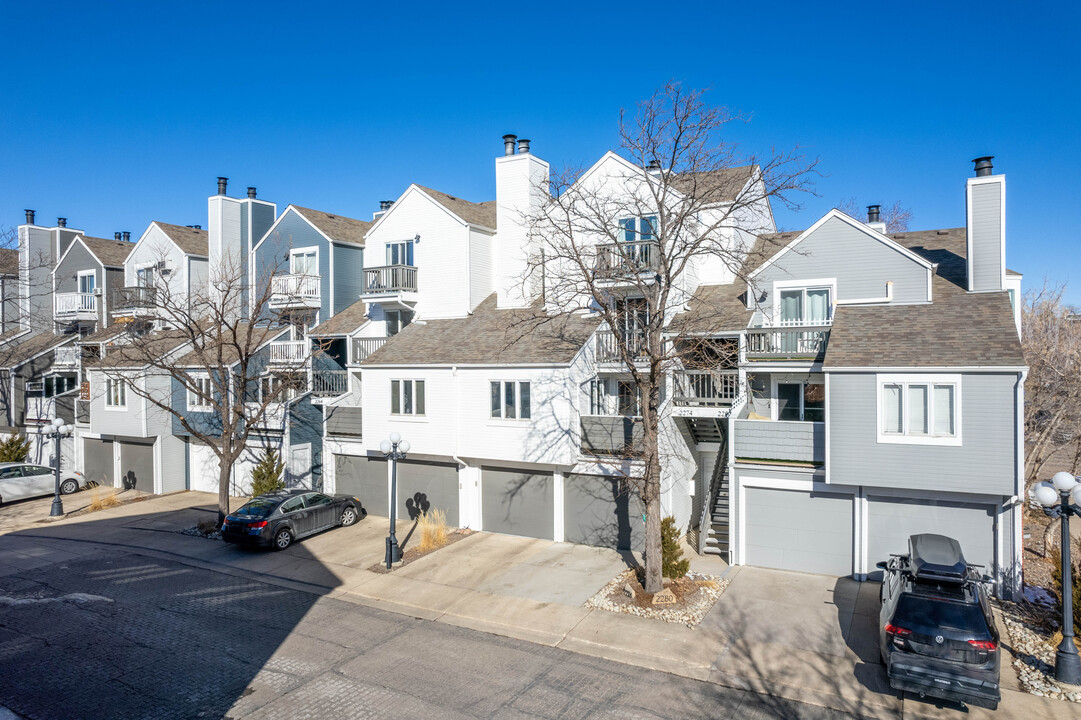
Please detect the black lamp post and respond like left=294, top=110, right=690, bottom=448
left=46, top=418, right=74, bottom=517
left=380, top=432, right=410, bottom=569
left=1035, top=471, right=1081, bottom=686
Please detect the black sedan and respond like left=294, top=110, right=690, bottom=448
left=222, top=490, right=363, bottom=550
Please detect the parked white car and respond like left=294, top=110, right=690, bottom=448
left=0, top=463, right=87, bottom=505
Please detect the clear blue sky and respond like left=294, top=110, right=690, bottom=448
left=2, top=1, right=1077, bottom=300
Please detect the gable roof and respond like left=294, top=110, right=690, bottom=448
left=153, top=222, right=209, bottom=257
left=0, top=249, right=18, bottom=276
left=414, top=186, right=497, bottom=230
left=79, top=235, right=135, bottom=268
left=309, top=299, right=369, bottom=337
left=0, top=332, right=73, bottom=370
left=668, top=165, right=758, bottom=204
left=291, top=206, right=371, bottom=246
left=361, top=294, right=600, bottom=366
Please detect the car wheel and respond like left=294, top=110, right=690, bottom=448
left=340, top=506, right=358, bottom=527
left=273, top=528, right=293, bottom=551
left=60, top=479, right=79, bottom=495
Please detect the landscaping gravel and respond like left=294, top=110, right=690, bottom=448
left=584, top=569, right=729, bottom=627
left=1000, top=597, right=1081, bottom=703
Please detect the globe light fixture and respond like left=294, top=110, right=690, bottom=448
left=47, top=418, right=74, bottom=518
left=1036, top=472, right=1081, bottom=685
left=381, top=434, right=409, bottom=569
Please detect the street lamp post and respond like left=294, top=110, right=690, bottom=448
left=1035, top=471, right=1081, bottom=685
left=46, top=418, right=74, bottom=518
left=380, top=432, right=410, bottom=569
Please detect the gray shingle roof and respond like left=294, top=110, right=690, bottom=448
left=292, top=206, right=371, bottom=246
left=415, top=186, right=497, bottom=229
left=361, top=294, right=600, bottom=365
left=155, top=222, right=209, bottom=256
left=309, top=299, right=369, bottom=337
left=0, top=249, right=18, bottom=276
left=668, top=165, right=758, bottom=204
left=81, top=235, right=134, bottom=268
left=0, top=332, right=73, bottom=369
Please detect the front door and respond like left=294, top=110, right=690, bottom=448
left=288, top=444, right=311, bottom=488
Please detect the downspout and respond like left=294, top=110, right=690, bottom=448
left=451, top=365, right=466, bottom=468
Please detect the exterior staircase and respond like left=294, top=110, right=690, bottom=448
left=702, top=466, right=730, bottom=559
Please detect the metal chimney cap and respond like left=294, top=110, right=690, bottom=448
left=972, top=156, right=994, bottom=177
left=866, top=204, right=881, bottom=223
left=114, top=232, right=122, bottom=240
left=247, top=187, right=257, bottom=199
left=122, top=231, right=130, bottom=242
left=24, top=209, right=35, bottom=224
left=57, top=217, right=67, bottom=227
left=217, top=177, right=229, bottom=195
left=517, top=138, right=531, bottom=154
left=502, top=134, right=517, bottom=156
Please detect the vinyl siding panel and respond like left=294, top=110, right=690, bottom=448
left=753, top=216, right=929, bottom=313
left=332, top=243, right=365, bottom=314
left=733, top=420, right=823, bottom=463
left=290, top=397, right=324, bottom=489
left=828, top=372, right=1018, bottom=495
left=254, top=209, right=329, bottom=319
left=54, top=242, right=105, bottom=326
left=468, top=228, right=495, bottom=311
left=326, top=405, right=363, bottom=437
left=969, top=181, right=1004, bottom=292
left=88, top=370, right=148, bottom=437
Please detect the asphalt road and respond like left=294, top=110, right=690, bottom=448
left=0, top=543, right=862, bottom=720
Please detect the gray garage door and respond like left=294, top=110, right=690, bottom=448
left=118, top=440, right=154, bottom=493
left=395, top=460, right=459, bottom=528
left=744, top=487, right=854, bottom=576
left=335, top=455, right=388, bottom=517
left=564, top=474, right=644, bottom=551
left=482, top=467, right=553, bottom=540
left=866, top=496, right=995, bottom=571
left=83, top=438, right=113, bottom=488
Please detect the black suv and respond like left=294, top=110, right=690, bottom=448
left=222, top=490, right=363, bottom=550
left=877, top=534, right=999, bottom=710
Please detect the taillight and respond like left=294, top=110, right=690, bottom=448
left=884, top=623, right=912, bottom=637
left=250, top=521, right=268, bottom=529
left=967, top=639, right=996, bottom=651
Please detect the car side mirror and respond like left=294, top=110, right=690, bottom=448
left=875, top=561, right=888, bottom=570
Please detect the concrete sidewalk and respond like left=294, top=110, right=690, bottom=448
left=1, top=491, right=1071, bottom=719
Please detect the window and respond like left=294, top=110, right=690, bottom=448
left=386, top=310, right=414, bottom=337
left=290, top=249, right=317, bottom=276
left=187, top=374, right=213, bottom=410
left=280, top=496, right=304, bottom=514
left=618, top=216, right=657, bottom=243
left=386, top=240, right=414, bottom=266
left=878, top=375, right=960, bottom=445
left=135, top=266, right=155, bottom=288
left=305, top=493, right=333, bottom=508
left=775, top=382, right=824, bottom=422
left=77, top=270, right=96, bottom=295
left=105, top=379, right=126, bottom=408
left=391, top=379, right=425, bottom=416
left=777, top=286, right=832, bottom=326
left=259, top=373, right=304, bottom=403
left=587, top=378, right=640, bottom=417
left=490, top=381, right=531, bottom=420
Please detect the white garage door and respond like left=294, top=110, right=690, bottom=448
left=866, top=496, right=995, bottom=571
left=744, top=487, right=854, bottom=576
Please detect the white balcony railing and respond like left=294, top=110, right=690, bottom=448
left=312, top=370, right=349, bottom=398
left=595, top=241, right=660, bottom=277
left=54, top=292, right=97, bottom=319
left=362, top=265, right=417, bottom=295
left=270, top=274, right=320, bottom=308
left=269, top=340, right=308, bottom=364
left=595, top=329, right=647, bottom=363
left=673, top=370, right=739, bottom=407
left=350, top=337, right=387, bottom=363
left=745, top=325, right=830, bottom=359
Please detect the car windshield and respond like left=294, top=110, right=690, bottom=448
left=234, top=498, right=278, bottom=518
left=893, top=594, right=990, bottom=636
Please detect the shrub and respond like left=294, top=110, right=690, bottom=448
left=661, top=515, right=690, bottom=579
left=0, top=434, right=31, bottom=463
left=417, top=507, right=449, bottom=552
left=249, top=448, right=285, bottom=497
left=89, top=486, right=120, bottom=512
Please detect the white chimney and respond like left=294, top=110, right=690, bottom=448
left=495, top=135, right=549, bottom=308
left=966, top=156, right=1005, bottom=292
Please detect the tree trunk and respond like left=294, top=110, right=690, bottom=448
left=641, top=480, right=664, bottom=593
left=217, top=455, right=233, bottom=527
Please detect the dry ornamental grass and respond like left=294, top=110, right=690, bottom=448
left=417, top=507, right=448, bottom=552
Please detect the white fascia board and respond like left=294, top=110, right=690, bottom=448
left=252, top=206, right=335, bottom=256
left=359, top=362, right=573, bottom=370
left=122, top=223, right=159, bottom=267
left=10, top=335, right=78, bottom=371
left=824, top=365, right=1027, bottom=373
left=53, top=235, right=101, bottom=276
left=747, top=209, right=935, bottom=281
left=364, top=185, right=469, bottom=240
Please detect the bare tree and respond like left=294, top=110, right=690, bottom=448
left=1021, top=281, right=1081, bottom=553
left=93, top=253, right=324, bottom=525
left=523, top=83, right=816, bottom=593
left=837, top=198, right=911, bottom=233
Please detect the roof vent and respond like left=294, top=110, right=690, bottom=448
left=517, top=138, right=531, bottom=155
left=122, top=231, right=130, bottom=242
left=972, top=156, right=994, bottom=177
left=114, top=232, right=122, bottom=240
left=379, top=200, right=395, bottom=212
left=57, top=217, right=67, bottom=228
left=217, top=177, right=228, bottom=195
left=866, top=205, right=881, bottom=223
left=24, top=209, right=35, bottom=225
left=502, top=134, right=517, bottom=156
left=247, top=187, right=257, bottom=199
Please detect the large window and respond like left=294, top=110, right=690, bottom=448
left=587, top=378, right=640, bottom=417
left=776, top=382, right=824, bottom=422
left=490, top=381, right=531, bottom=420
left=290, top=248, right=317, bottom=276
left=618, top=215, right=657, bottom=243
left=386, top=309, right=414, bottom=337
left=386, top=240, right=414, bottom=266
left=391, top=379, right=425, bottom=416
left=105, top=379, right=126, bottom=408
left=878, top=375, right=961, bottom=445
left=78, top=270, right=96, bottom=295
left=135, top=266, right=155, bottom=288
left=775, top=283, right=833, bottom=326
left=187, top=374, right=213, bottom=411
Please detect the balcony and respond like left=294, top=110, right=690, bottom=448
left=361, top=265, right=418, bottom=301
left=595, top=329, right=648, bottom=365
left=581, top=415, right=644, bottom=457
left=54, top=292, right=97, bottom=321
left=269, top=274, right=321, bottom=310
left=312, top=370, right=349, bottom=398
left=269, top=340, right=308, bottom=365
left=53, top=345, right=80, bottom=368
left=594, top=241, right=660, bottom=281
left=732, top=418, right=824, bottom=465
left=351, top=337, right=387, bottom=364
left=673, top=370, right=739, bottom=407
left=744, top=325, right=830, bottom=362
left=111, top=286, right=158, bottom=315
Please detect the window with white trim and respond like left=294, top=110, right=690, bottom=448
left=187, top=374, right=213, bottom=411
left=878, top=374, right=960, bottom=445
left=386, top=240, right=414, bottom=266
left=386, top=309, right=414, bottom=337
left=618, top=215, right=657, bottom=242
left=776, top=382, right=824, bottom=422
left=391, top=379, right=425, bottom=415
left=289, top=249, right=317, bottom=276
left=587, top=378, right=640, bottom=417
left=77, top=270, right=96, bottom=295
left=776, top=286, right=832, bottom=326
left=490, top=381, right=531, bottom=420
left=105, top=379, right=126, bottom=408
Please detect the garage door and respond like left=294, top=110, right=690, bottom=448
left=118, top=441, right=154, bottom=493
left=482, top=467, right=553, bottom=540
left=744, top=487, right=854, bottom=576
left=395, top=460, right=459, bottom=528
left=335, top=455, right=388, bottom=517
left=564, top=474, right=644, bottom=550
left=866, top=496, right=995, bottom=571
left=83, top=438, right=113, bottom=488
